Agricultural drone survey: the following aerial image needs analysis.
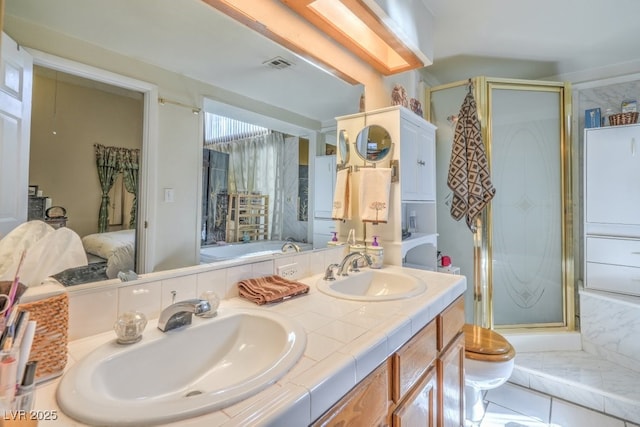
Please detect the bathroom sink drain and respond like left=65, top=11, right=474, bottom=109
left=185, top=390, right=203, bottom=397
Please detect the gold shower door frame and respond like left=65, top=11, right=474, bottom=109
left=427, top=77, right=575, bottom=332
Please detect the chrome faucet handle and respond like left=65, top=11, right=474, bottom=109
left=323, top=263, right=339, bottom=281
left=281, top=241, right=301, bottom=253
left=337, top=252, right=373, bottom=276
left=157, top=298, right=213, bottom=332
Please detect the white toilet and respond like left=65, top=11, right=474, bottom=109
left=463, top=323, right=516, bottom=423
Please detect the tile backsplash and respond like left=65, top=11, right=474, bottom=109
left=67, top=247, right=346, bottom=341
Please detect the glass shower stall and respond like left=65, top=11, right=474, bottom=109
left=428, top=77, right=575, bottom=331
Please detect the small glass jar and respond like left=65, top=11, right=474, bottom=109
left=114, top=311, right=147, bottom=344
left=199, top=291, right=220, bottom=318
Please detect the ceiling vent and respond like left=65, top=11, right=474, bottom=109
left=263, top=56, right=294, bottom=70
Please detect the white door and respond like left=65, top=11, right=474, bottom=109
left=0, top=33, right=33, bottom=237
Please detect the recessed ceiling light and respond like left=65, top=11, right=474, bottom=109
left=281, top=0, right=424, bottom=75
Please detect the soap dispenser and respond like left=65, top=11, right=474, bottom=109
left=327, top=231, right=344, bottom=247
left=366, top=236, right=384, bottom=269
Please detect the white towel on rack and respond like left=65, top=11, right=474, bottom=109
left=359, top=168, right=392, bottom=223
left=332, top=168, right=351, bottom=220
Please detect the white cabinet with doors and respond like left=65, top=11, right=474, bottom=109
left=335, top=106, right=438, bottom=270
left=584, top=124, right=640, bottom=295
left=313, top=155, right=337, bottom=248
left=400, top=115, right=436, bottom=202
left=313, top=155, right=336, bottom=219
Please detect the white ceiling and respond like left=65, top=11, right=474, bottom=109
left=6, top=0, right=640, bottom=127
left=420, top=0, right=640, bottom=83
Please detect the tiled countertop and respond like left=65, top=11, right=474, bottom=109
left=33, top=266, right=466, bottom=426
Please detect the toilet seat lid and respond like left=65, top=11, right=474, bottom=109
left=463, top=324, right=514, bottom=357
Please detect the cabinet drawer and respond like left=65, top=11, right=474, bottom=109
left=313, top=219, right=337, bottom=235
left=586, top=236, right=640, bottom=268
left=586, top=262, right=640, bottom=296
left=437, top=297, right=465, bottom=351
left=391, top=319, right=437, bottom=404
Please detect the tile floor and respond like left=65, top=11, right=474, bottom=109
left=472, top=382, right=639, bottom=427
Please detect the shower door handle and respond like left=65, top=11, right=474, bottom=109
left=632, top=137, right=636, bottom=157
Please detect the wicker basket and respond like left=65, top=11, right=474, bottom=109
left=609, top=112, right=639, bottom=126
left=17, top=292, right=69, bottom=382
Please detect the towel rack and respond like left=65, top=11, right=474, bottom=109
left=346, top=160, right=399, bottom=183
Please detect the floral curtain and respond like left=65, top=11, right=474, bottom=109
left=94, top=144, right=120, bottom=232
left=118, top=148, right=140, bottom=228
left=94, top=144, right=141, bottom=232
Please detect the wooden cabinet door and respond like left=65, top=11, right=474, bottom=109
left=392, top=366, right=438, bottom=427
left=312, top=361, right=390, bottom=427
left=437, top=333, right=465, bottom=427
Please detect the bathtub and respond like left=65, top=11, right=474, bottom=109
left=200, top=240, right=312, bottom=264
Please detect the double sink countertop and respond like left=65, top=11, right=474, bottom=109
left=33, top=266, right=466, bottom=426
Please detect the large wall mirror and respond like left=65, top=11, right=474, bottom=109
left=354, top=125, right=392, bottom=162
left=4, top=0, right=365, bottom=290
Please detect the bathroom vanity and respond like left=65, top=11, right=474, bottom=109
left=312, top=296, right=464, bottom=426
left=32, top=265, right=465, bottom=426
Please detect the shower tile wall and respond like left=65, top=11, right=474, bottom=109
left=578, top=81, right=640, bottom=129
left=203, top=149, right=228, bottom=243
left=580, top=290, right=640, bottom=373
left=282, top=137, right=307, bottom=242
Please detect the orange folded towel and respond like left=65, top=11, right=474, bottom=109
left=237, top=275, right=309, bottom=305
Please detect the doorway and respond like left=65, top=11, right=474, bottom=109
left=29, top=49, right=159, bottom=274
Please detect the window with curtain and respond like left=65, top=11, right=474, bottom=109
left=203, top=113, right=285, bottom=242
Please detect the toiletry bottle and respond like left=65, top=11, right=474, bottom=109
left=327, top=231, right=344, bottom=247
left=15, top=361, right=37, bottom=411
left=366, top=236, right=384, bottom=269
left=408, top=210, right=417, bottom=233
left=347, top=229, right=356, bottom=246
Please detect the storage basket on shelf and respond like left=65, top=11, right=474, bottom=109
left=608, top=112, right=639, bottom=126
left=17, top=292, right=69, bottom=382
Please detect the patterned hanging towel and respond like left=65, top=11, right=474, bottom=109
left=447, top=89, right=496, bottom=232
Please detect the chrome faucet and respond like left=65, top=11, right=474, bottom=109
left=323, top=263, right=339, bottom=281
left=281, top=241, right=301, bottom=253
left=157, top=299, right=213, bottom=332
left=337, top=252, right=373, bottom=276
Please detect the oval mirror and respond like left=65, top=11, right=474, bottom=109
left=338, top=130, right=349, bottom=165
left=354, top=125, right=392, bottom=162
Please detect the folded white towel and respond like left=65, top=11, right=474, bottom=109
left=332, top=168, right=351, bottom=220
left=359, top=168, right=392, bottom=223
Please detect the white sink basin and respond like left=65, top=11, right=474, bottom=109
left=56, top=308, right=306, bottom=426
left=317, top=269, right=426, bottom=301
